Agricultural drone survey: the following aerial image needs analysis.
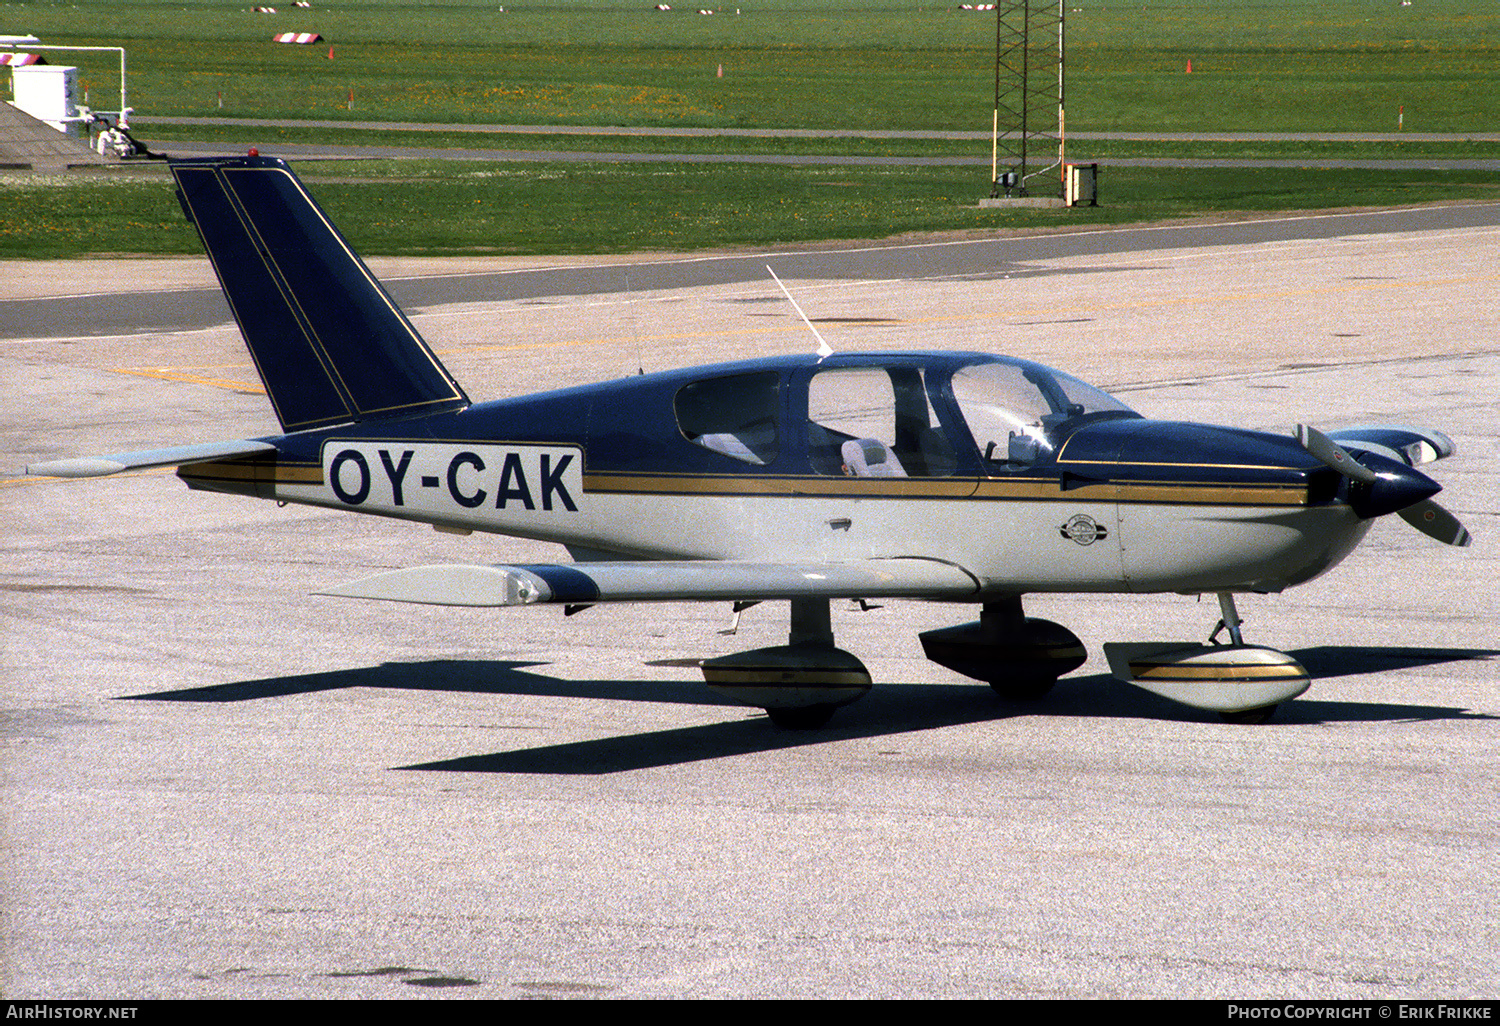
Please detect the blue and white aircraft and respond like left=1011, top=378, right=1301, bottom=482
left=28, top=155, right=1472, bottom=727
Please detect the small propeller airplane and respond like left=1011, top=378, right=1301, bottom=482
left=27, top=154, right=1472, bottom=727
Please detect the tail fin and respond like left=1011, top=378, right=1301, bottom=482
left=171, top=155, right=468, bottom=432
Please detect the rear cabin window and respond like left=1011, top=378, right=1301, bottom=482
left=674, top=371, right=781, bottom=466
left=807, top=367, right=955, bottom=477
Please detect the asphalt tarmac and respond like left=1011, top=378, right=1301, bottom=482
left=2, top=201, right=1498, bottom=999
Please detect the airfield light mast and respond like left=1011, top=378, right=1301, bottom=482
left=989, top=0, right=1064, bottom=199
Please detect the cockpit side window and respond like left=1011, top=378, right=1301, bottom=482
left=951, top=361, right=1135, bottom=468
left=807, top=367, right=956, bottom=477
left=674, top=371, right=781, bottom=466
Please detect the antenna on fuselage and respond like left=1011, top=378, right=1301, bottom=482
left=625, top=268, right=644, bottom=375
left=766, top=265, right=833, bottom=358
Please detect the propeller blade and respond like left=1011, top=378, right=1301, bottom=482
left=1299, top=423, right=1446, bottom=522
left=1296, top=424, right=1377, bottom=483
left=1398, top=499, right=1472, bottom=547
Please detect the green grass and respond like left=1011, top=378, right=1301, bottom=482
left=128, top=120, right=1500, bottom=163
left=12, top=1, right=1500, bottom=133
left=5, top=160, right=1497, bottom=259
left=5, top=1, right=1499, bottom=259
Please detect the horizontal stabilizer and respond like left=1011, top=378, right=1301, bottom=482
left=1326, top=424, right=1455, bottom=467
left=318, top=558, right=981, bottom=607
left=26, top=439, right=277, bottom=478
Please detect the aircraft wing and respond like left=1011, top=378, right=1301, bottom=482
left=25, top=439, right=277, bottom=478
left=318, top=558, right=982, bottom=608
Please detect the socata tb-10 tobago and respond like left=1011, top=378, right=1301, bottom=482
left=29, top=155, right=1471, bottom=727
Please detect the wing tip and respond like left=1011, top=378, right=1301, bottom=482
left=25, top=458, right=129, bottom=478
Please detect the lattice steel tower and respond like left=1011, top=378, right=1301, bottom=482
left=989, top=0, right=1065, bottom=198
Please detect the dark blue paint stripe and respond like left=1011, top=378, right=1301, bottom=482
left=515, top=564, right=601, bottom=604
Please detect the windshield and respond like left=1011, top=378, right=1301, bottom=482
left=950, top=360, right=1136, bottom=467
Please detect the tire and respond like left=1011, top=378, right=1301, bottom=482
left=987, top=674, right=1058, bottom=701
left=765, top=704, right=837, bottom=729
left=1219, top=704, right=1278, bottom=725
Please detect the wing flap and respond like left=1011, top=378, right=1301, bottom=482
left=318, top=558, right=981, bottom=608
left=25, top=439, right=278, bottom=479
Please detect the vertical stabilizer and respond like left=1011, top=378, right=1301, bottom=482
left=171, top=155, right=468, bottom=431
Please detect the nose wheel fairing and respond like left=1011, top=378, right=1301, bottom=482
left=1102, top=641, right=1310, bottom=715
left=1102, top=591, right=1309, bottom=718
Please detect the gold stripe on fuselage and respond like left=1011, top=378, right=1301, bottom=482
left=178, top=460, right=324, bottom=485
left=582, top=473, right=1308, bottom=507
left=1110, top=482, right=1306, bottom=507
left=583, top=473, right=981, bottom=499
left=173, top=461, right=1307, bottom=508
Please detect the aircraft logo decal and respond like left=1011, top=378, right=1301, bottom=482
left=1059, top=513, right=1108, bottom=546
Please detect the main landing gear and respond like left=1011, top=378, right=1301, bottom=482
left=700, top=597, right=873, bottom=729
left=918, top=596, right=1087, bottom=700
left=699, top=595, right=1090, bottom=729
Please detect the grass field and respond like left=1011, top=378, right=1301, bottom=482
left=127, top=119, right=1500, bottom=162
left=4, top=1, right=1499, bottom=258
left=5, top=160, right=1498, bottom=259
left=12, top=1, right=1500, bottom=133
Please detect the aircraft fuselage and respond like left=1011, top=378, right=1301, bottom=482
left=179, top=351, right=1370, bottom=598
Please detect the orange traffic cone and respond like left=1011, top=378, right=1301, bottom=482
left=327, top=46, right=335, bottom=59
left=1186, top=59, right=1192, bottom=73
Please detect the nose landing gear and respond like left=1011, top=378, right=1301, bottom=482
left=1104, top=592, right=1310, bottom=724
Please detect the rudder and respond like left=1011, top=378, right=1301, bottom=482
left=171, top=155, right=468, bottom=431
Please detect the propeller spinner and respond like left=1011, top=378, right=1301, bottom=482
left=1296, top=424, right=1471, bottom=546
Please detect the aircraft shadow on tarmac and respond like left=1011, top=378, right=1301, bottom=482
left=118, top=646, right=1496, bottom=774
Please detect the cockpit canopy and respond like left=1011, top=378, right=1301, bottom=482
left=672, top=354, right=1139, bottom=476
left=949, top=359, right=1137, bottom=468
